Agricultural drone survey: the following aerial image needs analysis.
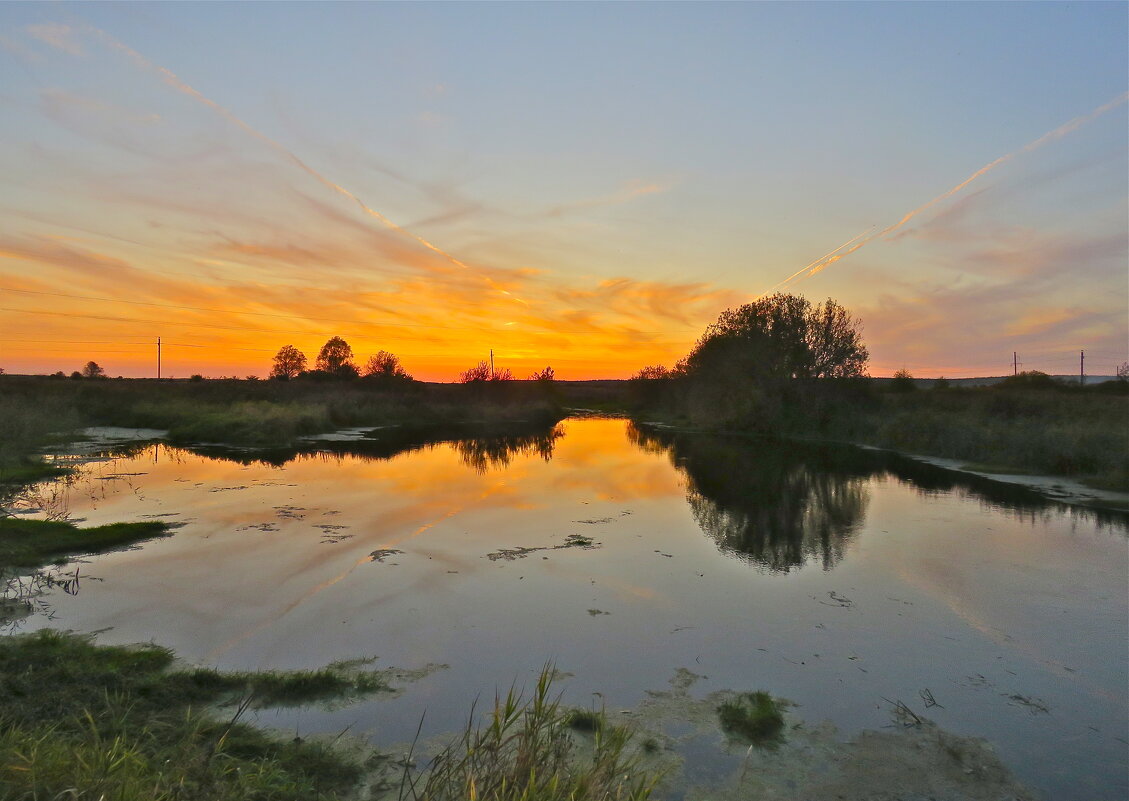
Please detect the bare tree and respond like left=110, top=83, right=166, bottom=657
left=459, top=361, right=512, bottom=382
left=529, top=366, right=555, bottom=382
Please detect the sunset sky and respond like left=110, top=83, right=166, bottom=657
left=1, top=2, right=1125, bottom=380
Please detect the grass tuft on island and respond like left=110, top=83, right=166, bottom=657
left=0, top=630, right=395, bottom=800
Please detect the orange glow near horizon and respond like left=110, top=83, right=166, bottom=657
left=0, top=238, right=718, bottom=380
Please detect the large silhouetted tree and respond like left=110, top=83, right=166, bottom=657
left=675, top=294, right=868, bottom=429
left=684, top=294, right=867, bottom=381
left=270, top=345, right=307, bottom=380
left=315, top=337, right=358, bottom=378
left=81, top=361, right=105, bottom=379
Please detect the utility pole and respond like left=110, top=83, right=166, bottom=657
left=490, top=349, right=494, bottom=380
left=157, top=337, right=162, bottom=380
left=1080, top=350, right=1085, bottom=386
left=1013, top=352, right=1017, bottom=376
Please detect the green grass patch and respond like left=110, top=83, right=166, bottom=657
left=0, top=518, right=171, bottom=570
left=0, top=461, right=69, bottom=487
left=716, top=691, right=785, bottom=745
left=0, top=630, right=394, bottom=800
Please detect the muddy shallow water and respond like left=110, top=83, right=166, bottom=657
left=9, top=418, right=1128, bottom=799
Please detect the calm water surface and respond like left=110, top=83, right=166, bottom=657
left=14, top=418, right=1129, bottom=800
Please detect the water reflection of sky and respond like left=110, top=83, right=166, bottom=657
left=13, top=418, right=1128, bottom=801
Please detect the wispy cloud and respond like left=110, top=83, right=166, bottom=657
left=67, top=22, right=528, bottom=306
left=544, top=180, right=668, bottom=218
left=25, top=23, right=84, bottom=56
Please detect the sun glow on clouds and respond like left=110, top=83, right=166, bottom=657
left=0, top=22, right=720, bottom=379
left=1, top=7, right=1126, bottom=379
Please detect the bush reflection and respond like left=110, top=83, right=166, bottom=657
left=628, top=423, right=868, bottom=572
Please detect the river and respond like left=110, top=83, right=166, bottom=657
left=9, top=417, right=1128, bottom=799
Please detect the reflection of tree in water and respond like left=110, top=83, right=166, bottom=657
left=187, top=420, right=568, bottom=473
left=628, top=423, right=869, bottom=572
left=453, top=425, right=564, bottom=474
left=628, top=422, right=1129, bottom=572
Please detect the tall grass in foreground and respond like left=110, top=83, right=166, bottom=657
left=397, top=669, right=659, bottom=801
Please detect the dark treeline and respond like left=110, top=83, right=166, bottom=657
left=624, top=293, right=1128, bottom=491
left=0, top=373, right=565, bottom=468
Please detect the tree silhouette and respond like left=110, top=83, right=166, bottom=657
left=363, top=351, right=412, bottom=381
left=632, top=365, right=670, bottom=380
left=270, top=345, right=307, bottom=380
left=315, top=337, right=358, bottom=378
left=529, top=366, right=555, bottom=382
left=81, top=361, right=105, bottom=379
left=889, top=368, right=916, bottom=393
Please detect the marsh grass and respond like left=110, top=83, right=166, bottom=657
left=862, top=389, right=1129, bottom=490
left=716, top=691, right=785, bottom=745
left=0, top=630, right=394, bottom=800
left=398, top=668, right=659, bottom=801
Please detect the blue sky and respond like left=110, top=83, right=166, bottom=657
left=1, top=2, right=1125, bottom=378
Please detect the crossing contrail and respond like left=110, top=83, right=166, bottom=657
left=775, top=92, right=1128, bottom=291
left=84, top=24, right=529, bottom=305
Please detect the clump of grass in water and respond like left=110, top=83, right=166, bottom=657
left=717, top=691, right=785, bottom=745
left=400, top=667, right=660, bottom=800
left=0, top=629, right=394, bottom=800
left=564, top=707, right=604, bottom=733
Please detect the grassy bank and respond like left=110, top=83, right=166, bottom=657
left=853, top=387, right=1128, bottom=491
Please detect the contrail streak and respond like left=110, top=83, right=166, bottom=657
left=776, top=92, right=1129, bottom=290
left=760, top=227, right=873, bottom=296
left=85, top=25, right=528, bottom=305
